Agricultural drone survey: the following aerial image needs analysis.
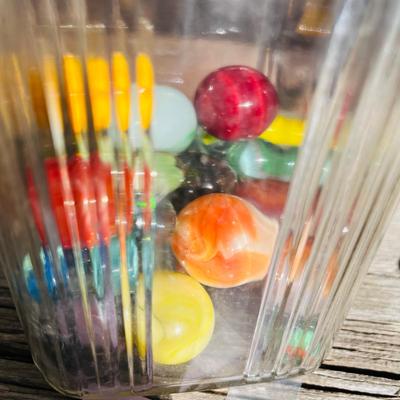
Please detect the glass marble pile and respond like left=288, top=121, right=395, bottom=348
left=23, top=58, right=320, bottom=371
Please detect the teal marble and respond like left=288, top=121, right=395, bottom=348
left=130, top=85, right=197, bottom=154
left=289, top=327, right=303, bottom=348
left=109, top=200, right=176, bottom=292
left=82, top=246, right=104, bottom=299
left=303, top=328, right=314, bottom=351
left=110, top=235, right=138, bottom=293
left=227, top=139, right=298, bottom=181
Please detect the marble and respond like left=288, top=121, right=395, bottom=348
left=172, top=193, right=279, bottom=288
left=197, top=129, right=236, bottom=159
left=286, top=327, right=314, bottom=360
left=259, top=114, right=305, bottom=147
left=194, top=66, right=278, bottom=141
left=134, top=153, right=184, bottom=202
left=41, top=158, right=73, bottom=248
left=27, top=155, right=128, bottom=248
left=235, top=178, right=290, bottom=219
left=90, top=153, right=116, bottom=244
left=169, top=152, right=237, bottom=212
left=28, top=157, right=100, bottom=249
left=110, top=235, right=138, bottom=294
left=130, top=85, right=197, bottom=153
left=23, top=248, right=69, bottom=302
left=67, top=155, right=99, bottom=248
left=227, top=139, right=298, bottom=181
left=136, top=270, right=215, bottom=365
left=109, top=200, right=177, bottom=294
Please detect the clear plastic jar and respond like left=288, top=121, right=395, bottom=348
left=0, top=0, right=400, bottom=398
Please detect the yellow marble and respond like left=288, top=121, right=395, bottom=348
left=260, top=114, right=305, bottom=147
left=136, top=53, right=154, bottom=131
left=63, top=54, right=87, bottom=138
left=136, top=271, right=215, bottom=365
left=87, top=56, right=111, bottom=132
left=112, top=52, right=131, bottom=133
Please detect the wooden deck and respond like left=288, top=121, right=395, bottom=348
left=1, top=208, right=399, bottom=399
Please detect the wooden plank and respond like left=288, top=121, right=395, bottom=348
left=0, top=286, right=15, bottom=309
left=367, top=206, right=400, bottom=277
left=171, top=388, right=394, bottom=400
left=0, top=277, right=9, bottom=289
left=206, top=373, right=400, bottom=400
left=321, top=205, right=400, bottom=377
left=0, top=383, right=68, bottom=400
left=326, top=320, right=400, bottom=375
left=0, top=332, right=30, bottom=362
left=347, top=274, right=400, bottom=325
left=171, top=394, right=224, bottom=400
left=0, top=359, right=50, bottom=390
left=0, top=307, right=24, bottom=334
left=302, top=369, right=400, bottom=397
left=323, top=275, right=400, bottom=374
left=296, top=387, right=398, bottom=400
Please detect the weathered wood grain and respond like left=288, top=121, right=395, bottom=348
left=302, top=369, right=400, bottom=397
left=0, top=307, right=24, bottom=334
left=171, top=387, right=399, bottom=400
left=0, top=383, right=67, bottom=399
left=0, top=277, right=9, bottom=289
left=0, top=332, right=30, bottom=362
left=0, top=286, right=14, bottom=309
left=367, top=206, right=400, bottom=278
left=348, top=274, right=400, bottom=325
left=0, top=359, right=52, bottom=390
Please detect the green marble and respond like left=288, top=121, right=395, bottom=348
left=227, top=139, right=298, bottom=181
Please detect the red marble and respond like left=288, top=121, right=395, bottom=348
left=27, top=155, right=120, bottom=248
left=235, top=178, right=289, bottom=219
left=38, top=158, right=75, bottom=248
left=68, top=155, right=98, bottom=248
left=90, top=153, right=117, bottom=244
left=26, top=168, right=47, bottom=244
left=194, top=66, right=278, bottom=141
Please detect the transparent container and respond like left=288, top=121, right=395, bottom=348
left=1, top=0, right=400, bottom=398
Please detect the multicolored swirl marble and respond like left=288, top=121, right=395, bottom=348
left=172, top=194, right=279, bottom=288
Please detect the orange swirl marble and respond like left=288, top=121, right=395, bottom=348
left=172, top=193, right=279, bottom=288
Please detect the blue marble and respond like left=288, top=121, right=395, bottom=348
left=23, top=247, right=68, bottom=302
